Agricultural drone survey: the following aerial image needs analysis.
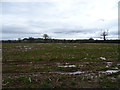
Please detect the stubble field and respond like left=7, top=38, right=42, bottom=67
left=2, top=43, right=120, bottom=88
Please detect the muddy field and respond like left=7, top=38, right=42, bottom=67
left=2, top=43, right=120, bottom=88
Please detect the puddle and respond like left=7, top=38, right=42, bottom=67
left=64, top=46, right=67, bottom=47
left=106, top=70, right=120, bottom=74
left=99, top=70, right=120, bottom=74
left=16, top=46, right=32, bottom=50
left=71, top=57, right=75, bottom=59
left=84, top=73, right=97, bottom=79
left=100, top=57, right=106, bottom=60
left=58, top=65, right=76, bottom=68
left=65, top=63, right=69, bottom=65
left=57, top=63, right=76, bottom=68
left=23, top=46, right=32, bottom=50
left=51, top=71, right=84, bottom=75
left=117, top=64, right=120, bottom=66
left=25, top=47, right=32, bottom=50
left=106, top=62, right=112, bottom=66
left=106, top=62, right=113, bottom=67
left=112, top=67, right=119, bottom=70
left=79, top=65, right=84, bottom=67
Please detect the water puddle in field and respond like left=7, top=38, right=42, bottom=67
left=106, top=70, right=120, bottom=73
left=100, top=57, right=106, bottom=60
left=105, top=62, right=113, bottom=68
left=23, top=46, right=32, bottom=50
left=74, top=46, right=77, bottom=47
left=50, top=71, right=84, bottom=75
left=99, top=70, right=120, bottom=74
left=54, top=62, right=120, bottom=76
left=112, top=67, right=119, bottom=69
left=57, top=62, right=76, bottom=68
left=55, top=63, right=84, bottom=75
left=58, top=65, right=76, bottom=68
left=16, top=46, right=32, bottom=50
left=64, top=45, right=67, bottom=47
left=106, top=62, right=112, bottom=66
left=99, top=62, right=120, bottom=74
left=25, top=47, right=32, bottom=50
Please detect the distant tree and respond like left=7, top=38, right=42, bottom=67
left=29, top=37, right=34, bottom=40
left=28, top=37, right=35, bottom=42
left=18, top=38, right=21, bottom=42
left=43, top=34, right=49, bottom=40
left=89, top=38, right=94, bottom=40
left=23, top=38, right=28, bottom=41
left=101, top=30, right=108, bottom=41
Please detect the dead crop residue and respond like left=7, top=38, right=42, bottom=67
left=2, top=43, right=120, bottom=88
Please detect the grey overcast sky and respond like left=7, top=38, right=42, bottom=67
left=1, top=0, right=119, bottom=40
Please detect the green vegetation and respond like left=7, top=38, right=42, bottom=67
left=2, top=43, right=119, bottom=88
left=70, top=80, right=77, bottom=86
left=99, top=76, right=120, bottom=88
left=3, top=43, right=119, bottom=62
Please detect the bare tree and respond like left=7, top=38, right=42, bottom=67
left=43, top=34, right=49, bottom=40
left=101, top=30, right=108, bottom=41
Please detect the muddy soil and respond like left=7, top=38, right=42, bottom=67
left=2, top=60, right=120, bottom=88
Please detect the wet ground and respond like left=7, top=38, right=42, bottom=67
left=2, top=60, right=120, bottom=88
left=2, top=43, right=120, bottom=88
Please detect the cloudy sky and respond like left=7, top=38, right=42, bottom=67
left=1, top=0, right=119, bottom=40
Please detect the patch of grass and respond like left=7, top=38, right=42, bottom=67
left=3, top=43, right=119, bottom=62
left=29, top=68, right=38, bottom=72
left=34, top=57, right=43, bottom=61
left=75, top=63, right=80, bottom=67
left=3, top=77, right=15, bottom=83
left=24, top=85, right=37, bottom=88
left=3, top=76, right=32, bottom=87
left=116, top=77, right=120, bottom=85
left=41, top=78, right=54, bottom=88
left=17, top=76, right=31, bottom=83
left=100, top=76, right=110, bottom=81
left=82, top=77, right=92, bottom=81
left=78, top=77, right=83, bottom=80
left=41, top=83, right=53, bottom=88
left=58, top=76, right=67, bottom=81
left=118, top=65, right=120, bottom=69
left=100, top=82, right=118, bottom=88
left=28, top=67, right=50, bottom=72
left=99, top=76, right=119, bottom=88
left=111, top=64, right=119, bottom=68
left=70, top=80, right=77, bottom=86
left=99, top=66, right=108, bottom=70
left=55, top=67, right=66, bottom=70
